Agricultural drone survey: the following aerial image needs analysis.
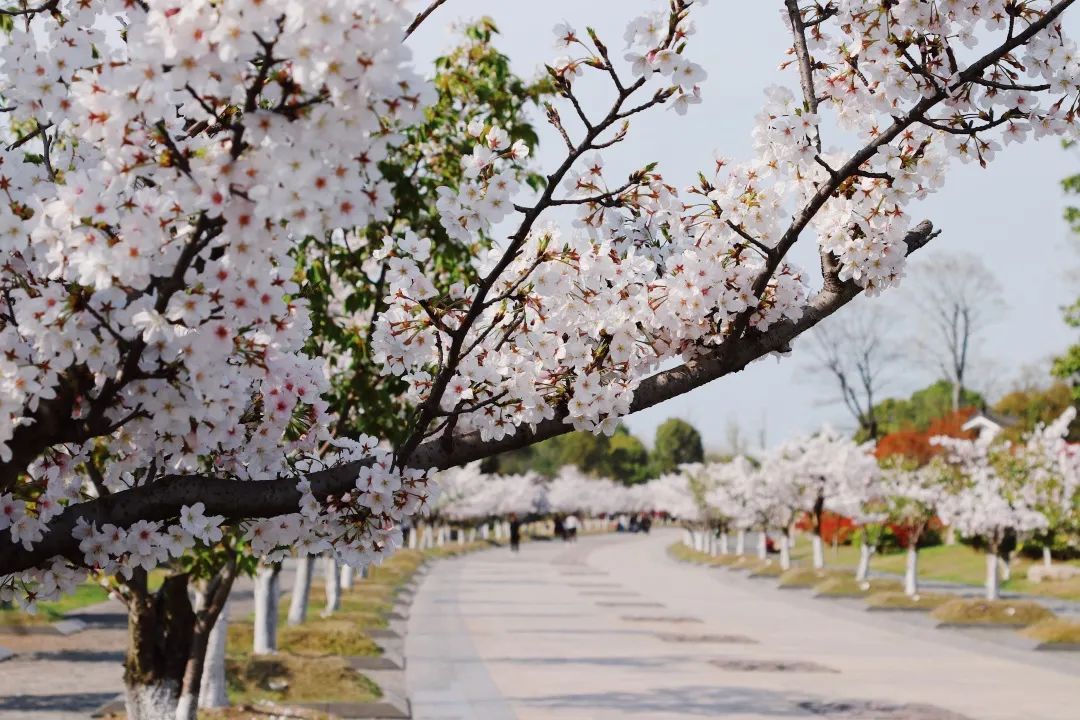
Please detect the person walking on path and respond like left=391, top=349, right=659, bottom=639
left=509, top=514, right=522, bottom=552
left=564, top=514, right=580, bottom=542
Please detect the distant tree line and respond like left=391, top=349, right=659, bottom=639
left=484, top=418, right=704, bottom=485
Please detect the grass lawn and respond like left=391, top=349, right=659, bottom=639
left=791, top=537, right=1080, bottom=601
left=668, top=542, right=730, bottom=566
left=864, top=591, right=952, bottom=611
left=931, top=598, right=1055, bottom=627
left=813, top=576, right=902, bottom=597
left=777, top=567, right=848, bottom=588
left=1021, top=618, right=1080, bottom=645
left=0, top=581, right=109, bottom=625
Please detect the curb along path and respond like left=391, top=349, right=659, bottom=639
left=404, top=529, right=1079, bottom=720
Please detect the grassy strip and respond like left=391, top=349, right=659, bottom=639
left=220, top=539, right=499, bottom=712
left=813, top=576, right=902, bottom=597
left=0, top=582, right=110, bottom=625
left=668, top=541, right=753, bottom=568
left=777, top=567, right=848, bottom=588
left=864, top=591, right=952, bottom=611
left=931, top=598, right=1055, bottom=627
left=791, top=541, right=1080, bottom=601
left=1021, top=618, right=1080, bottom=645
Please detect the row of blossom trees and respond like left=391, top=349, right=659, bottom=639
left=667, top=410, right=1078, bottom=600
left=4, top=1, right=1080, bottom=716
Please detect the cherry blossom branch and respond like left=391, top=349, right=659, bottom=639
left=404, top=0, right=450, bottom=39
left=0, top=222, right=936, bottom=576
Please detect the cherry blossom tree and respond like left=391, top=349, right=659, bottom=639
left=879, top=463, right=949, bottom=596
left=1009, top=408, right=1080, bottom=566
left=935, top=435, right=1049, bottom=600
left=3, top=2, right=1080, bottom=716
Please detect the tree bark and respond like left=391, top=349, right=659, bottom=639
left=735, top=529, right=746, bottom=556
left=253, top=561, right=280, bottom=654
left=756, top=531, right=768, bottom=560
left=719, top=531, right=729, bottom=555
left=779, top=529, right=791, bottom=570
left=985, top=551, right=1000, bottom=601
left=855, top=540, right=873, bottom=582
left=1043, top=546, right=1053, bottom=567
left=811, top=534, right=825, bottom=570
left=321, top=554, right=341, bottom=617
left=287, top=554, right=314, bottom=626
left=124, top=574, right=195, bottom=720
left=197, top=596, right=230, bottom=711
left=176, top=561, right=238, bottom=720
left=904, top=544, right=919, bottom=597
left=340, top=563, right=354, bottom=591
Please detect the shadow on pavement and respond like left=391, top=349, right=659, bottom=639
left=0, top=692, right=117, bottom=713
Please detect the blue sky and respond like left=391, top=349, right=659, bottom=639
left=406, top=1, right=1080, bottom=451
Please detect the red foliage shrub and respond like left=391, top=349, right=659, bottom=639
left=874, top=408, right=977, bottom=466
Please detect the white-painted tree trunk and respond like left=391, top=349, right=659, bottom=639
left=855, top=541, right=873, bottom=582
left=719, top=531, right=729, bottom=555
left=811, top=534, right=825, bottom=570
left=468, top=527, right=477, bottom=542
left=126, top=681, right=181, bottom=720
left=253, top=562, right=279, bottom=655
left=735, top=529, right=746, bottom=556
left=683, top=528, right=692, bottom=547
left=321, top=555, right=341, bottom=617
left=985, top=551, right=1001, bottom=600
left=1043, top=546, right=1053, bottom=567
left=481, top=524, right=489, bottom=540
left=408, top=524, right=418, bottom=549
left=756, top=531, right=768, bottom=560
left=779, top=532, right=791, bottom=570
left=197, top=597, right=229, bottom=710
left=904, top=545, right=919, bottom=597
left=457, top=527, right=465, bottom=545
left=287, top=554, right=315, bottom=626
left=999, top=554, right=1011, bottom=582
left=944, top=526, right=957, bottom=545
left=340, top=564, right=354, bottom=591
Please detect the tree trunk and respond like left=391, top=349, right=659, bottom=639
left=124, top=574, right=196, bottom=720
left=1043, top=546, right=1053, bottom=567
left=735, top=529, right=746, bottom=556
left=196, top=598, right=230, bottom=711
left=176, top=562, right=238, bottom=720
left=288, top=554, right=315, bottom=626
left=985, top=551, right=1000, bottom=601
left=904, top=545, right=919, bottom=597
left=855, top=540, right=873, bottom=582
left=944, top=525, right=957, bottom=545
left=253, top=562, right=280, bottom=655
left=340, top=564, right=354, bottom=591
left=719, top=531, right=729, bottom=555
left=756, top=531, right=768, bottom=560
left=999, top=553, right=1011, bottom=582
left=811, top=534, right=825, bottom=570
left=779, top=530, right=791, bottom=570
left=321, top=555, right=341, bottom=617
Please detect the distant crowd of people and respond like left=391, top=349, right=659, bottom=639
left=616, top=513, right=652, bottom=534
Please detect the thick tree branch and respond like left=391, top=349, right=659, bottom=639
left=0, top=222, right=937, bottom=576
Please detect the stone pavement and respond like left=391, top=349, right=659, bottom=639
left=0, top=597, right=127, bottom=720
left=0, top=565, right=300, bottom=720
left=404, top=529, right=1080, bottom=720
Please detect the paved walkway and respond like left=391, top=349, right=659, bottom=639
left=405, top=529, right=1080, bottom=720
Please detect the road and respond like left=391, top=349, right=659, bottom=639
left=404, top=529, right=1080, bottom=720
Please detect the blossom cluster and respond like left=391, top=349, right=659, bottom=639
left=373, top=1, right=1080, bottom=449
left=0, top=0, right=435, bottom=602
